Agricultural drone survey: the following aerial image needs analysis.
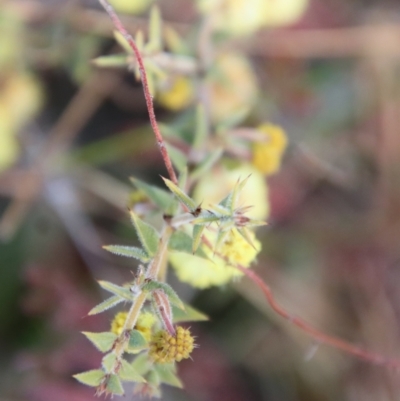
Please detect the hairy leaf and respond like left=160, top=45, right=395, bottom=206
left=154, top=364, right=183, bottom=388
left=82, top=332, right=117, bottom=353
left=130, top=211, right=160, bottom=257
left=106, top=374, right=124, bottom=396
left=98, top=281, right=134, bottom=301
left=73, top=369, right=105, bottom=387
left=88, top=295, right=123, bottom=316
left=119, top=359, right=146, bottom=382
left=102, top=353, right=117, bottom=372
left=161, top=177, right=196, bottom=212
left=172, top=303, right=208, bottom=323
left=142, top=280, right=184, bottom=310
left=128, top=329, right=148, bottom=352
left=103, top=245, right=150, bottom=263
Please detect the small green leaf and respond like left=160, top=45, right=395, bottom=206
left=102, top=353, right=117, bottom=372
left=74, top=369, right=105, bottom=387
left=98, top=281, right=134, bottom=301
left=119, top=359, right=146, bottom=382
left=147, top=370, right=160, bottom=386
left=88, top=295, right=123, bottom=316
left=130, top=177, right=174, bottom=212
left=168, top=230, right=208, bottom=259
left=172, top=303, right=208, bottom=323
left=92, top=54, right=129, bottom=68
left=103, top=245, right=150, bottom=263
left=154, top=364, right=183, bottom=388
left=146, top=5, right=162, bottom=52
left=106, top=374, right=124, bottom=396
left=131, top=353, right=152, bottom=375
left=219, top=176, right=250, bottom=212
left=113, top=31, right=133, bottom=54
left=191, top=148, right=223, bottom=181
left=130, top=211, right=160, bottom=257
left=128, top=329, right=148, bottom=351
left=161, top=177, right=196, bottom=212
left=165, top=144, right=187, bottom=173
left=82, top=332, right=117, bottom=353
left=192, top=225, right=205, bottom=253
left=142, top=280, right=184, bottom=310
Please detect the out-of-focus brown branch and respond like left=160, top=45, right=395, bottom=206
left=97, top=0, right=178, bottom=185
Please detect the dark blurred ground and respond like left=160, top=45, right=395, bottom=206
left=2, top=0, right=400, bottom=400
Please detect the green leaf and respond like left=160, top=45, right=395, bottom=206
left=106, top=374, right=124, bottom=396
left=142, top=280, right=184, bottom=310
left=168, top=230, right=208, bottom=259
left=130, top=211, right=160, bottom=257
left=103, top=245, right=150, bottom=263
left=102, top=353, right=117, bottom=372
left=88, top=295, right=123, bottom=316
left=128, top=329, right=148, bottom=351
left=92, top=54, right=129, bottom=68
left=192, top=225, right=205, bottom=253
left=191, top=148, right=223, bottom=181
left=165, top=144, right=187, bottom=173
left=172, top=303, right=208, bottom=323
left=119, top=359, right=146, bottom=382
left=98, top=281, right=134, bottom=301
left=130, top=177, right=174, bottom=212
left=73, top=369, right=105, bottom=387
left=154, top=364, right=183, bottom=388
left=131, top=353, right=152, bottom=375
left=219, top=176, right=250, bottom=212
left=113, top=31, right=133, bottom=54
left=192, top=103, right=208, bottom=149
left=82, top=332, right=117, bottom=353
left=146, top=5, right=162, bottom=52
left=161, top=177, right=196, bottom=212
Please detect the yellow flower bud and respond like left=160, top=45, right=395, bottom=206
left=149, top=326, right=195, bottom=363
left=156, top=76, right=194, bottom=111
left=110, top=311, right=156, bottom=341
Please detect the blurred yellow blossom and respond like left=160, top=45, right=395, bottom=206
left=193, top=162, right=269, bottom=221
left=169, top=228, right=261, bottom=289
left=197, top=0, right=309, bottom=36
left=251, top=123, right=288, bottom=175
left=207, top=52, right=257, bottom=123
left=108, top=0, right=155, bottom=14
left=111, top=311, right=156, bottom=341
left=156, top=76, right=194, bottom=111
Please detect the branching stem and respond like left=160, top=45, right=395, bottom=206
left=97, top=0, right=178, bottom=185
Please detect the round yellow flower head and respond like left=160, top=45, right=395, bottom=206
left=207, top=52, right=257, bottom=123
left=149, top=326, right=194, bottom=363
left=156, top=76, right=194, bottom=111
left=170, top=228, right=261, bottom=289
left=110, top=311, right=156, bottom=340
left=252, top=123, right=288, bottom=175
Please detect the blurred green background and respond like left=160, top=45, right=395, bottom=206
left=1, top=0, right=400, bottom=400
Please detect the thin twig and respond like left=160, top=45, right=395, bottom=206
left=236, top=264, right=400, bottom=370
left=97, top=0, right=178, bottom=185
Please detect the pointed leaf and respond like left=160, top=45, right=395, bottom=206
left=119, top=359, right=146, bottom=382
left=131, top=353, right=152, bottom=375
left=82, top=332, right=117, bottom=353
left=172, top=303, right=208, bottom=323
left=154, top=364, right=183, bottom=388
left=161, top=177, right=196, bottom=212
left=164, top=25, right=188, bottom=54
left=88, top=295, right=123, bottom=316
left=106, top=374, right=124, bottom=396
left=128, top=329, right=148, bottom=351
left=98, top=281, right=134, bottom=301
left=165, top=144, right=187, bottom=173
left=102, top=353, right=117, bottom=372
left=103, top=245, right=150, bottom=263
left=168, top=229, right=208, bottom=259
left=92, top=54, right=129, bottom=68
left=142, top=280, right=184, bottom=310
left=130, top=211, right=160, bottom=257
left=146, top=5, right=162, bottom=52
left=219, top=175, right=251, bottom=212
left=130, top=177, right=173, bottom=212
left=192, top=225, right=205, bottom=253
left=114, top=31, right=133, bottom=54
left=191, top=148, right=223, bottom=181
left=74, top=369, right=105, bottom=387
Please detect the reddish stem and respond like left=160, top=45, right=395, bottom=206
left=98, top=0, right=178, bottom=185
left=237, top=264, right=400, bottom=370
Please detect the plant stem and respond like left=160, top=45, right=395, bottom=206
left=147, top=226, right=172, bottom=278
left=97, top=0, right=178, bottom=185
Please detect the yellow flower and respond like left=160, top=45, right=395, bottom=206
left=108, top=0, right=155, bottom=14
left=251, top=124, right=288, bottom=175
left=193, top=162, right=269, bottom=221
left=110, top=311, right=156, bottom=341
left=156, top=76, right=194, bottom=111
left=149, top=326, right=194, bottom=363
left=169, top=229, right=261, bottom=289
left=207, top=52, right=257, bottom=123
left=262, top=0, right=309, bottom=27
